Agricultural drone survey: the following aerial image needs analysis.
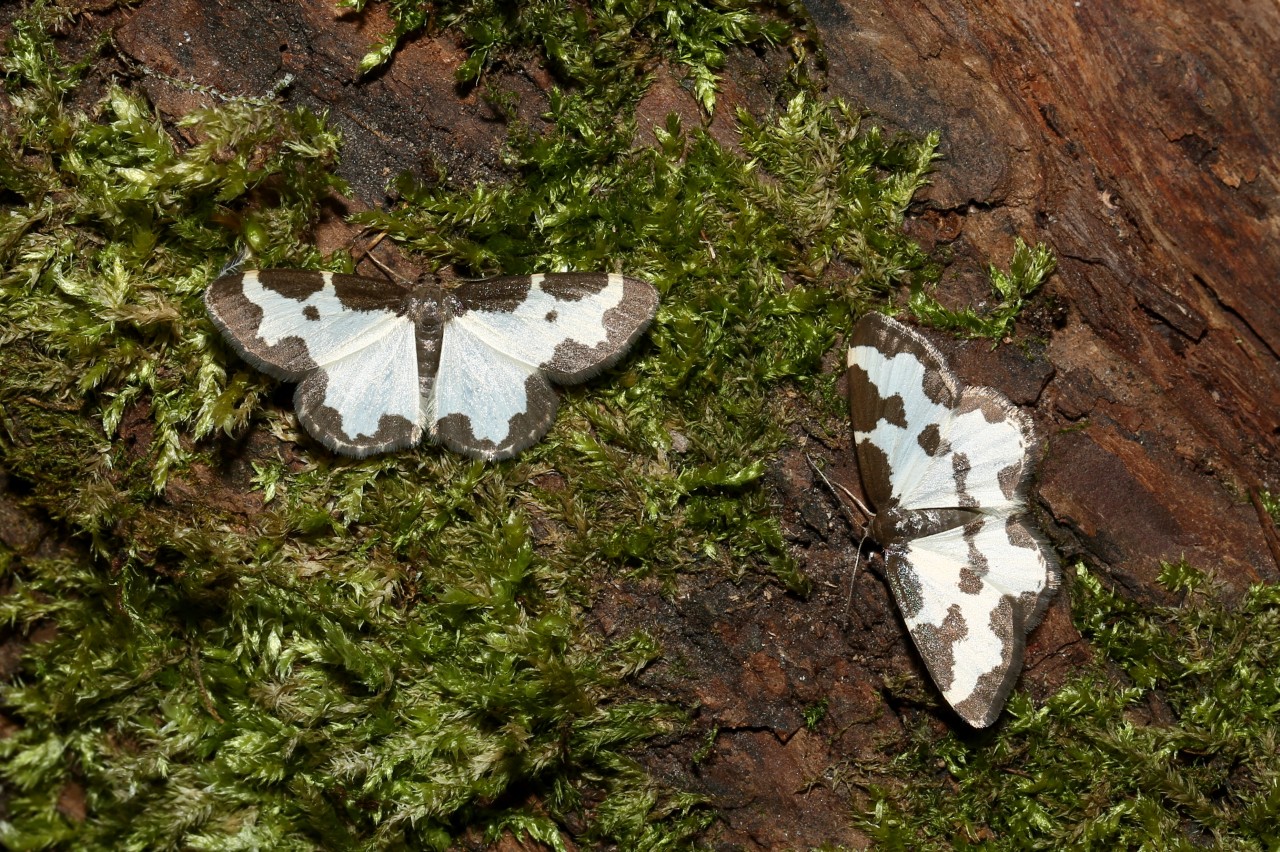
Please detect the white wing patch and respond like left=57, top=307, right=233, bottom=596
left=295, top=319, right=423, bottom=454
left=454, top=274, right=627, bottom=369
left=846, top=312, right=1059, bottom=728
left=242, top=271, right=407, bottom=371
left=429, top=319, right=556, bottom=459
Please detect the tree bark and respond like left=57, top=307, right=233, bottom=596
left=807, top=0, right=1280, bottom=594
left=3, top=1, right=1277, bottom=849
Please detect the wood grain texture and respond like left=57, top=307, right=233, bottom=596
left=810, top=0, right=1280, bottom=593
left=115, top=0, right=526, bottom=197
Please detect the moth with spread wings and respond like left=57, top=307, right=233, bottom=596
left=205, top=269, right=658, bottom=460
left=846, top=312, right=1059, bottom=728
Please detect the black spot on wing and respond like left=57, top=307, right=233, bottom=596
left=959, top=390, right=1013, bottom=425
left=958, top=517, right=990, bottom=594
left=855, top=436, right=895, bottom=514
left=541, top=276, right=658, bottom=384
left=921, top=371, right=953, bottom=409
left=909, top=603, right=967, bottom=694
left=958, top=386, right=1037, bottom=502
left=881, top=394, right=908, bottom=428
left=886, top=547, right=924, bottom=620
left=998, top=460, right=1025, bottom=500
left=952, top=451, right=978, bottom=508
left=257, top=269, right=325, bottom=300
left=918, top=422, right=946, bottom=455
left=1005, top=515, right=1062, bottom=635
left=450, top=276, right=533, bottom=315
left=540, top=273, right=611, bottom=301
left=847, top=364, right=909, bottom=433
left=1005, top=515, right=1037, bottom=550
left=329, top=272, right=411, bottom=313
left=846, top=364, right=877, bottom=434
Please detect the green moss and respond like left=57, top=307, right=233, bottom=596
left=344, top=0, right=793, bottom=113
left=910, top=237, right=1056, bottom=343
left=1260, top=491, right=1280, bottom=527
left=804, top=698, right=829, bottom=731
left=0, top=1, right=944, bottom=847
left=351, top=92, right=937, bottom=591
left=857, top=562, right=1280, bottom=850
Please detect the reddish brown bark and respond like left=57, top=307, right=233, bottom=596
left=4, top=1, right=1278, bottom=848
left=808, top=0, right=1280, bottom=595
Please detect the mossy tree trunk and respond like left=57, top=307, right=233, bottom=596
left=2, top=0, right=1278, bottom=848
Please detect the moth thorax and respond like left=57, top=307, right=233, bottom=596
left=871, top=506, right=982, bottom=543
left=403, top=285, right=445, bottom=327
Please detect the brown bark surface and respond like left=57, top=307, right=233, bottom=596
left=3, top=1, right=1277, bottom=848
left=807, top=0, right=1280, bottom=596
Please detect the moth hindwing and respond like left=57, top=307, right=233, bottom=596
left=845, top=311, right=1060, bottom=728
left=205, top=269, right=658, bottom=460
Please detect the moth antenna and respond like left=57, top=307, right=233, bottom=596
left=842, top=527, right=873, bottom=629
left=832, top=479, right=873, bottom=521
left=806, top=454, right=875, bottom=630
left=805, top=454, right=871, bottom=532
left=361, top=247, right=417, bottom=291
left=350, top=229, right=387, bottom=257
left=346, top=230, right=417, bottom=290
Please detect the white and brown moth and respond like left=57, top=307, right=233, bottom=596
left=205, top=269, right=658, bottom=460
left=846, top=312, right=1059, bottom=728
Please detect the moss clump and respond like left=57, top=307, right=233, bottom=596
left=858, top=562, right=1280, bottom=850
left=910, top=236, right=1056, bottom=343
left=345, top=0, right=794, bottom=112
left=1260, top=490, right=1280, bottom=526
left=357, top=91, right=937, bottom=590
left=1, top=1, right=941, bottom=847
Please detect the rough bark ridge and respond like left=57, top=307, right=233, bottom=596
left=807, top=0, right=1280, bottom=594
left=2, top=1, right=1277, bottom=849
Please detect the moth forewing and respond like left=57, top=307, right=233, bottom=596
left=845, top=311, right=1060, bottom=728
left=205, top=270, right=413, bottom=379
left=451, top=273, right=659, bottom=381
